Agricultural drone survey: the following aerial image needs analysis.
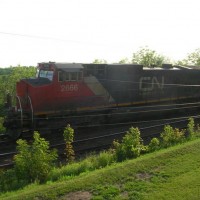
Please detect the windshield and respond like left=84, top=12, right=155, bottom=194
left=39, top=70, right=54, bottom=81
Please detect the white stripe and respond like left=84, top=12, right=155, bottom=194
left=84, top=76, right=115, bottom=103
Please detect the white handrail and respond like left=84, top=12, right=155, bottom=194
left=16, top=95, right=23, bottom=127
left=28, top=95, right=34, bottom=126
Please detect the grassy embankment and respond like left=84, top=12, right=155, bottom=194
left=1, top=137, right=200, bottom=199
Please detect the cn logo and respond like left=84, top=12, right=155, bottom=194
left=139, top=76, right=164, bottom=92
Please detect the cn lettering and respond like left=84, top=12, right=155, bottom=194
left=139, top=76, right=164, bottom=92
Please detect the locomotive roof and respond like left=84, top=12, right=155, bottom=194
left=54, top=63, right=84, bottom=69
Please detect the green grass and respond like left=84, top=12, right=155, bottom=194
left=1, top=138, right=200, bottom=199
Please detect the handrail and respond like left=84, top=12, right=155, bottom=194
left=28, top=95, right=34, bottom=126
left=16, top=95, right=23, bottom=127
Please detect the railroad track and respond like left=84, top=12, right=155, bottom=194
left=1, top=113, right=199, bottom=169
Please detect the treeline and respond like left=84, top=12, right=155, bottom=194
left=0, top=66, right=36, bottom=116
left=93, top=47, right=200, bottom=67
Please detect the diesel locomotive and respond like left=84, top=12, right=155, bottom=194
left=3, top=62, right=200, bottom=138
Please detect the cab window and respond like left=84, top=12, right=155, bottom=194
left=39, top=70, right=54, bottom=81
left=70, top=72, right=77, bottom=81
left=59, top=71, right=82, bottom=82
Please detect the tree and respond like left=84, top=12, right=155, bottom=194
left=132, top=47, right=167, bottom=67
left=93, top=59, right=107, bottom=64
left=184, top=49, right=200, bottom=66
left=118, top=58, right=130, bottom=64
left=7, top=66, right=36, bottom=104
left=0, top=66, right=36, bottom=112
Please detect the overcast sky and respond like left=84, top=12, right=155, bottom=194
left=0, top=0, right=199, bottom=67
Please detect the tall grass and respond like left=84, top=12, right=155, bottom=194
left=48, top=151, right=115, bottom=182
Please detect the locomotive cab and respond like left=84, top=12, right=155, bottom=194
left=37, top=62, right=55, bottom=81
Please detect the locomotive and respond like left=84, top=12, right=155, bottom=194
left=3, top=62, right=200, bottom=139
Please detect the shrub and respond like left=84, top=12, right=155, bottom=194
left=195, top=124, right=200, bottom=137
left=113, top=127, right=146, bottom=162
left=0, top=169, right=20, bottom=192
left=92, top=151, right=115, bottom=169
left=187, top=117, right=195, bottom=139
left=161, top=125, right=185, bottom=147
left=63, top=124, right=75, bottom=162
left=173, top=128, right=185, bottom=142
left=14, top=131, right=58, bottom=183
left=148, top=137, right=160, bottom=152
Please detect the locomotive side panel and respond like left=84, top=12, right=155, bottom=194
left=105, top=64, right=142, bottom=106
left=138, top=69, right=200, bottom=105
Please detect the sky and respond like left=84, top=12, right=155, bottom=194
left=0, top=0, right=199, bottom=67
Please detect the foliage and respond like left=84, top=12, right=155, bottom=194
left=112, top=127, right=146, bottom=162
left=187, top=117, right=195, bottom=139
left=1, top=118, right=200, bottom=195
left=0, top=117, right=5, bottom=134
left=89, top=150, right=115, bottom=169
left=2, top=137, right=200, bottom=199
left=175, top=59, right=188, bottom=66
left=48, top=151, right=115, bottom=182
left=14, top=131, right=57, bottom=183
left=92, top=185, right=120, bottom=199
left=161, top=125, right=185, bottom=147
left=63, top=124, right=75, bottom=162
left=93, top=59, right=107, bottom=64
left=7, top=66, right=36, bottom=103
left=118, top=57, right=130, bottom=64
left=176, top=49, right=200, bottom=66
left=0, top=169, right=20, bottom=192
left=0, top=67, right=12, bottom=75
left=0, top=66, right=36, bottom=116
left=132, top=47, right=167, bottom=67
left=185, top=48, right=200, bottom=65
left=148, top=137, right=160, bottom=152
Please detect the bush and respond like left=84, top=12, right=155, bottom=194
left=195, top=124, right=200, bottom=137
left=187, top=117, right=195, bottom=139
left=113, top=127, right=146, bottom=162
left=148, top=137, right=160, bottom=152
left=63, top=124, right=75, bottom=162
left=14, top=131, right=58, bottom=183
left=161, top=125, right=185, bottom=147
left=0, top=169, right=21, bottom=192
left=91, top=150, right=115, bottom=169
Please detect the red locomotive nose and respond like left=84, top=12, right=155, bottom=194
left=16, top=80, right=28, bottom=97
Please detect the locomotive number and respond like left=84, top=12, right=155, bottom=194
left=61, top=84, right=78, bottom=92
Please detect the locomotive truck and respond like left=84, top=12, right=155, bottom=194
left=3, top=62, right=200, bottom=139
